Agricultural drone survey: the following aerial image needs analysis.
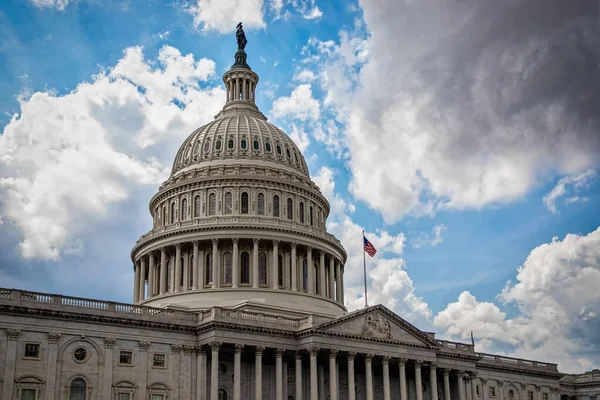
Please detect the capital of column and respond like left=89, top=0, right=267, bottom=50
left=307, top=347, right=319, bottom=357
left=307, top=246, right=313, bottom=253
left=273, top=240, right=280, bottom=246
left=192, top=240, right=199, bottom=245
left=498, top=381, right=504, bottom=388
left=329, top=349, right=339, bottom=359
left=291, top=242, right=298, bottom=249
left=442, top=368, right=451, bottom=376
left=255, top=346, right=265, bottom=356
left=234, top=343, right=244, bottom=353
left=382, top=355, right=391, bottom=365
left=183, top=345, right=195, bottom=355
left=365, top=353, right=374, bottom=362
left=253, top=238, right=260, bottom=245
left=175, top=243, right=182, bottom=250
left=535, top=385, right=541, bottom=392
left=429, top=362, right=438, bottom=369
left=414, top=359, right=423, bottom=367
left=232, top=238, right=239, bottom=244
left=398, top=357, right=408, bottom=366
left=276, top=348, right=285, bottom=357
left=347, top=352, right=357, bottom=361
left=211, top=239, right=219, bottom=245
left=103, top=337, right=116, bottom=348
left=455, top=370, right=466, bottom=379
left=196, top=345, right=207, bottom=355
left=139, top=341, right=149, bottom=352
left=209, top=341, right=221, bottom=352
left=48, top=332, right=61, bottom=344
left=481, top=378, right=488, bottom=385
left=470, top=371, right=478, bottom=379
left=171, top=344, right=182, bottom=354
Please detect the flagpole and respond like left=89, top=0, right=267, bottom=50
left=363, top=230, right=368, bottom=308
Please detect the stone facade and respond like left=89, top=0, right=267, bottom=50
left=1, top=33, right=598, bottom=400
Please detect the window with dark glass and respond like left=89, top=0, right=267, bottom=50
left=171, top=202, right=177, bottom=223
left=21, top=389, right=36, bottom=400
left=119, top=351, right=133, bottom=365
left=273, top=195, right=280, bottom=217
left=181, top=198, right=188, bottom=220
left=286, top=148, right=291, bottom=159
left=299, top=202, right=304, bottom=223
left=208, top=193, right=216, bottom=215
left=257, top=193, right=265, bottom=215
left=309, top=206, right=313, bottom=226
left=489, top=388, right=496, bottom=397
left=241, top=138, right=247, bottom=149
left=206, top=253, right=213, bottom=285
left=69, top=378, right=86, bottom=400
left=193, top=142, right=199, bottom=155
left=302, top=258, right=308, bottom=291
left=194, top=196, right=201, bottom=217
left=153, top=353, right=166, bottom=368
left=24, top=343, right=40, bottom=358
left=215, top=140, right=222, bottom=150
left=162, top=205, right=167, bottom=225
left=278, top=255, right=284, bottom=287
left=241, top=192, right=249, bottom=214
left=287, top=198, right=293, bottom=220
left=294, top=152, right=298, bottom=162
left=228, top=139, right=234, bottom=149
left=241, top=252, right=250, bottom=284
left=203, top=140, right=211, bottom=153
left=253, top=139, right=260, bottom=150
left=74, top=347, right=87, bottom=362
left=265, top=142, right=272, bottom=152
left=276, top=144, right=282, bottom=155
left=528, top=392, right=534, bottom=400
left=223, top=252, right=232, bottom=284
left=224, top=192, right=232, bottom=214
left=258, top=252, right=267, bottom=285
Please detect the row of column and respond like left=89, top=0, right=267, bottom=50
left=226, top=76, right=255, bottom=102
left=133, top=238, right=345, bottom=305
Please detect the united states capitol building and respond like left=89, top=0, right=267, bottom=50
left=1, top=30, right=598, bottom=400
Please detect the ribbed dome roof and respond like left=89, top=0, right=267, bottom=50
left=171, top=113, right=310, bottom=178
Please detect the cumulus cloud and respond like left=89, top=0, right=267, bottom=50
left=29, top=0, right=70, bottom=10
left=270, top=0, right=322, bottom=21
left=312, top=167, right=431, bottom=326
left=187, top=0, right=266, bottom=34
left=0, top=45, right=224, bottom=260
left=434, top=227, right=600, bottom=372
left=271, top=84, right=320, bottom=121
left=543, top=170, right=595, bottom=213
left=411, top=224, right=447, bottom=248
left=303, top=0, right=600, bottom=223
left=293, top=69, right=317, bottom=83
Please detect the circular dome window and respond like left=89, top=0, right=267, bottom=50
left=73, top=347, right=88, bottom=362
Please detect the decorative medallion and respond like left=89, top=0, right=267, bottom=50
left=73, top=347, right=88, bottom=362
left=362, top=312, right=393, bottom=339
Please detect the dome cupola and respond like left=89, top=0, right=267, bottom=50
left=131, top=24, right=347, bottom=318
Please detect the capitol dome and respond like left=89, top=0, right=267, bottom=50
left=131, top=40, right=347, bottom=318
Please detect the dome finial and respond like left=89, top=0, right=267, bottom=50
left=233, top=22, right=250, bottom=69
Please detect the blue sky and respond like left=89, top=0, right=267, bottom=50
left=1, top=0, right=599, bottom=373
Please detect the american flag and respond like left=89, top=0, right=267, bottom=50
left=363, top=236, right=377, bottom=257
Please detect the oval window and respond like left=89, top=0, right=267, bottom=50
left=228, top=139, right=234, bottom=149
left=241, top=139, right=247, bottom=149
left=203, top=141, right=211, bottom=152
left=265, top=142, right=272, bottom=152
left=253, top=140, right=260, bottom=151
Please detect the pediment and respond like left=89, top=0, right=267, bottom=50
left=316, top=306, right=437, bottom=347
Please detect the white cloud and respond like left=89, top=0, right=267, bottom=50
left=412, top=224, right=448, bottom=248
left=293, top=69, right=317, bottom=83
left=271, top=84, right=320, bottom=121
left=154, top=31, right=171, bottom=41
left=434, top=227, right=600, bottom=372
left=289, top=124, right=310, bottom=153
left=303, top=0, right=600, bottom=223
left=187, top=0, right=266, bottom=34
left=269, top=0, right=323, bottom=21
left=543, top=170, right=595, bottom=213
left=29, top=0, right=70, bottom=10
left=0, top=45, right=224, bottom=260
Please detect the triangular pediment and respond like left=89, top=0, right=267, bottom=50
left=315, top=305, right=438, bottom=347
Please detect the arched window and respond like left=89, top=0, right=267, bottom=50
left=241, top=138, right=247, bottom=149
left=208, top=193, right=216, bottom=216
left=309, top=206, right=313, bottom=226
left=286, top=148, right=291, bottom=159
left=171, top=201, right=177, bottom=223
left=241, top=192, right=249, bottom=214
left=181, top=198, right=188, bottom=220
left=69, top=378, right=86, bottom=400
left=278, top=255, right=284, bottom=287
left=258, top=252, right=267, bottom=286
left=253, top=139, right=260, bottom=151
left=162, top=205, right=167, bottom=226
left=166, top=260, right=171, bottom=292
left=224, top=192, right=232, bottom=214
left=299, top=202, right=304, bottom=223
left=228, top=138, right=234, bottom=149
left=203, top=140, right=211, bottom=153
left=194, top=196, right=201, bottom=218
left=215, top=139, right=222, bottom=151
left=205, top=253, right=213, bottom=285
left=240, top=252, right=250, bottom=284
left=273, top=195, right=280, bottom=217
left=287, top=198, right=293, bottom=220
left=223, top=252, right=232, bottom=285
left=302, top=258, right=308, bottom=292
left=257, top=193, right=265, bottom=215
left=218, top=389, right=228, bottom=400
left=265, top=142, right=272, bottom=152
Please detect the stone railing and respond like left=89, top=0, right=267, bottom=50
left=197, top=306, right=313, bottom=331
left=436, top=339, right=476, bottom=352
left=477, top=352, right=559, bottom=372
left=0, top=288, right=196, bottom=325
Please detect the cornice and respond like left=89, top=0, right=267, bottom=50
left=437, top=351, right=481, bottom=362
left=475, top=362, right=564, bottom=379
left=299, top=330, right=434, bottom=351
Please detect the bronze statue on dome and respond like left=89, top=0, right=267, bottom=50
left=236, top=22, right=247, bottom=50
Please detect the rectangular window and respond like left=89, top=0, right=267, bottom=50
left=21, top=389, right=36, bottom=400
left=528, top=392, right=534, bottom=400
left=489, top=387, right=496, bottom=398
left=543, top=394, right=548, bottom=400
left=118, top=394, right=130, bottom=400
left=152, top=395, right=164, bottom=400
left=477, top=386, right=480, bottom=396
left=119, top=350, right=133, bottom=365
left=24, top=343, right=40, bottom=358
left=153, top=353, right=166, bottom=368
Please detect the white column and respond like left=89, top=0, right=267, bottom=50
left=340, top=264, right=345, bottom=304
left=319, top=251, right=326, bottom=295
left=134, top=262, right=140, bottom=302
left=291, top=243, right=298, bottom=291
left=232, top=238, right=239, bottom=288
left=318, top=364, right=325, bottom=400
left=148, top=252, right=155, bottom=297
left=160, top=247, right=167, bottom=295
left=197, top=347, right=207, bottom=400
left=210, top=341, right=221, bottom=400
left=234, top=344, right=243, bottom=400
left=199, top=248, right=205, bottom=289
left=399, top=358, right=408, bottom=400
left=183, top=249, right=189, bottom=291
left=328, top=257, right=335, bottom=299
left=415, top=360, right=424, bottom=400
left=431, top=363, right=439, bottom=400
left=45, top=333, right=60, bottom=399
left=382, top=356, right=391, bottom=400
left=255, top=347, right=264, bottom=400
left=192, top=240, right=199, bottom=290
left=307, top=247, right=314, bottom=294
left=457, top=371, right=466, bottom=400
left=171, top=345, right=181, bottom=399
left=347, top=353, right=356, bottom=400
left=174, top=244, right=182, bottom=292
left=252, top=238, right=259, bottom=288
left=236, top=78, right=240, bottom=100
left=170, top=253, right=175, bottom=292
left=295, top=352, right=303, bottom=400
left=212, top=239, right=220, bottom=289
left=443, top=369, right=451, bottom=400
left=309, top=347, right=319, bottom=400
left=481, top=379, right=488, bottom=400
left=139, top=257, right=146, bottom=300
left=272, top=240, right=280, bottom=289
left=276, top=349, right=284, bottom=400
left=242, top=78, right=247, bottom=100
left=472, top=374, right=479, bottom=400
left=329, top=350, right=339, bottom=400
left=335, top=260, right=342, bottom=303
left=283, top=360, right=289, bottom=400
left=365, top=354, right=374, bottom=400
